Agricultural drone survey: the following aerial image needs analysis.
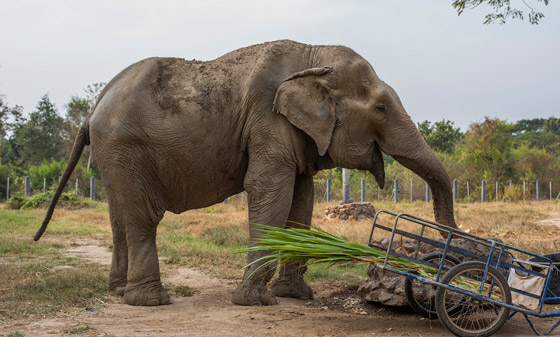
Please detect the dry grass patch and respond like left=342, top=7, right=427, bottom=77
left=315, top=200, right=560, bottom=254
left=1, top=198, right=557, bottom=321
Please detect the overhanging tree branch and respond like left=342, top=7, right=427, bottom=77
left=452, top=0, right=549, bottom=24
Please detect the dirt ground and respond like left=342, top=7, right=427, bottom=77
left=2, top=240, right=558, bottom=337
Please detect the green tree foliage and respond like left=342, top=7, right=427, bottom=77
left=64, top=83, right=105, bottom=167
left=544, top=117, right=560, bottom=135
left=455, top=117, right=514, bottom=182
left=0, top=96, right=24, bottom=165
left=512, top=143, right=557, bottom=181
left=452, top=0, right=549, bottom=24
left=512, top=118, right=546, bottom=134
left=417, top=120, right=463, bottom=154
left=65, top=83, right=105, bottom=140
left=512, top=117, right=560, bottom=154
left=8, top=95, right=65, bottom=168
left=0, top=163, right=26, bottom=199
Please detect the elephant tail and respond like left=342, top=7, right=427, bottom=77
left=34, top=122, right=90, bottom=241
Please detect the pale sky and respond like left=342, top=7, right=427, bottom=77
left=0, top=0, right=558, bottom=130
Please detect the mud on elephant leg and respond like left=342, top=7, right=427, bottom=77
left=232, top=249, right=279, bottom=306
left=107, top=196, right=128, bottom=296
left=232, top=164, right=296, bottom=306
left=270, top=175, right=314, bottom=300
left=270, top=262, right=313, bottom=300
left=108, top=226, right=128, bottom=296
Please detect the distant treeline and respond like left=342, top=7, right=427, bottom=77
left=1, top=84, right=559, bottom=202
left=316, top=117, right=560, bottom=202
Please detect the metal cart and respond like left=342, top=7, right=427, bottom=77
left=368, top=210, right=560, bottom=337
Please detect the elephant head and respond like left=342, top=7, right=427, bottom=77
left=273, top=46, right=456, bottom=228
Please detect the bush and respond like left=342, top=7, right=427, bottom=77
left=7, top=195, right=26, bottom=209
left=8, top=191, right=94, bottom=210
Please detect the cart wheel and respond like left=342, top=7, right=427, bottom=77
left=435, top=261, right=511, bottom=337
left=405, top=252, right=462, bottom=319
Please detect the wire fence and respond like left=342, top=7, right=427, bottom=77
left=314, top=177, right=560, bottom=203
left=3, top=176, right=106, bottom=201
left=3, top=175, right=558, bottom=204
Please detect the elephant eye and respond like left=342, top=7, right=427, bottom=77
left=376, top=104, right=386, bottom=112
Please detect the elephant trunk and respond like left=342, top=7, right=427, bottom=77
left=385, top=135, right=457, bottom=229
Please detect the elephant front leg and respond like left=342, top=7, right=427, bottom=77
left=270, top=175, right=314, bottom=300
left=232, top=165, right=296, bottom=306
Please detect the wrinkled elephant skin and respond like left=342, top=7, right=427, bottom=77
left=36, top=40, right=456, bottom=307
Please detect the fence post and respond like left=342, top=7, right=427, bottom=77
left=536, top=180, right=541, bottom=201
left=481, top=180, right=486, bottom=202
left=410, top=180, right=413, bottom=201
left=425, top=183, right=430, bottom=202
left=241, top=191, right=245, bottom=203
left=75, top=178, right=79, bottom=195
left=523, top=181, right=526, bottom=201
left=495, top=181, right=499, bottom=202
left=43, top=178, right=46, bottom=192
left=6, top=177, right=9, bottom=201
left=25, top=176, right=30, bottom=197
left=377, top=188, right=380, bottom=202
left=90, top=177, right=95, bottom=200
left=467, top=181, right=470, bottom=202
left=453, top=179, right=458, bottom=201
left=360, top=179, right=366, bottom=202
left=342, top=168, right=351, bottom=203
left=326, top=179, right=332, bottom=202
left=550, top=182, right=553, bottom=201
left=394, top=179, right=399, bottom=203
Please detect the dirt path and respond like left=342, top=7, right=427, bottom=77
left=2, top=241, right=554, bottom=337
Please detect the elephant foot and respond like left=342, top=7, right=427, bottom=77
left=113, top=287, right=126, bottom=296
left=124, top=282, right=171, bottom=306
left=232, top=282, right=278, bottom=306
left=270, top=277, right=314, bottom=300
left=108, top=277, right=127, bottom=296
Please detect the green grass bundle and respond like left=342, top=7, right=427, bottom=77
left=245, top=225, right=503, bottom=297
left=245, top=224, right=438, bottom=278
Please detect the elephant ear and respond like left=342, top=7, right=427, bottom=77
left=273, top=67, right=336, bottom=157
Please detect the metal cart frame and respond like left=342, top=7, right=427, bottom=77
left=368, top=210, right=560, bottom=336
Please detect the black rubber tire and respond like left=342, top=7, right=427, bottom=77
left=435, top=261, right=511, bottom=337
left=404, top=252, right=462, bottom=319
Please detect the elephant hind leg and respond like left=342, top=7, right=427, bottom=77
left=108, top=197, right=128, bottom=296
left=106, top=183, right=169, bottom=306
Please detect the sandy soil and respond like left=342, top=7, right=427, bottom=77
left=2, top=240, right=557, bottom=337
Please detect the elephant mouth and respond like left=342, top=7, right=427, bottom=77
left=369, top=141, right=385, bottom=189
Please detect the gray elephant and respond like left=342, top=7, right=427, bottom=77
left=35, top=40, right=456, bottom=306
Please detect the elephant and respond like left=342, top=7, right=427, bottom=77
left=34, top=40, right=456, bottom=307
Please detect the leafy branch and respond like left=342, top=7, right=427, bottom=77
left=452, top=0, right=549, bottom=24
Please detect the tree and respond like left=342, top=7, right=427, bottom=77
left=512, top=117, right=560, bottom=154
left=455, top=117, right=514, bottom=182
left=544, top=117, right=560, bottom=135
left=417, top=119, right=464, bottom=154
left=512, top=118, right=546, bottom=135
left=9, top=94, right=65, bottom=168
left=452, top=0, right=549, bottom=24
left=65, top=96, right=91, bottom=153
left=512, top=142, right=558, bottom=182
left=0, top=96, right=24, bottom=165
left=65, top=83, right=105, bottom=142
left=64, top=82, right=105, bottom=170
